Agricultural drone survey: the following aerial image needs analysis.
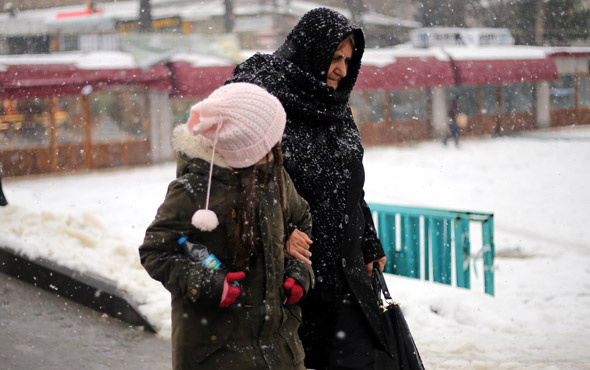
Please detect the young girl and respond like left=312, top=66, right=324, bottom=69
left=139, top=83, right=313, bottom=369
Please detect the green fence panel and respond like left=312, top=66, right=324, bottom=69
left=399, top=215, right=420, bottom=278
left=431, top=217, right=452, bottom=285
left=378, top=213, right=397, bottom=273
left=423, top=217, right=430, bottom=281
left=482, top=216, right=495, bottom=296
left=369, top=202, right=495, bottom=296
left=454, top=217, right=471, bottom=289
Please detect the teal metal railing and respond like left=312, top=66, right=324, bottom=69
left=368, top=203, right=495, bottom=296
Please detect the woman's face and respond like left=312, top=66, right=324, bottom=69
left=326, top=38, right=353, bottom=90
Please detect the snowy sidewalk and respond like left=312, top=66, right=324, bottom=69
left=1, top=126, right=590, bottom=369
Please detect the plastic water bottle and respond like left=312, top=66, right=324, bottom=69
left=178, top=236, right=242, bottom=289
left=177, top=235, right=221, bottom=270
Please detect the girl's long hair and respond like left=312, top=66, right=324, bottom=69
left=232, top=143, right=287, bottom=268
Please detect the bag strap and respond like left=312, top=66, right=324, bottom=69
left=373, top=267, right=392, bottom=300
left=373, top=267, right=400, bottom=308
left=372, top=267, right=384, bottom=307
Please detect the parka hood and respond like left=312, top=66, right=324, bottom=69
left=172, top=124, right=277, bottom=181
left=172, top=124, right=230, bottom=168
left=172, top=124, right=231, bottom=178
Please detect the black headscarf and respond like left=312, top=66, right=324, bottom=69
left=274, top=7, right=364, bottom=96
left=228, top=7, right=365, bottom=124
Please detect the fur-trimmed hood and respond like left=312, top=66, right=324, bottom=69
left=172, top=123, right=230, bottom=167
left=171, top=123, right=233, bottom=180
left=171, top=123, right=281, bottom=182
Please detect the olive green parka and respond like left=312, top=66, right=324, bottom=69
left=139, top=124, right=314, bottom=369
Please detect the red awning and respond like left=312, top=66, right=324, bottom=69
left=356, top=56, right=455, bottom=91
left=168, top=57, right=454, bottom=95
left=167, top=62, right=235, bottom=98
left=0, top=64, right=171, bottom=99
left=452, top=58, right=558, bottom=85
left=544, top=47, right=590, bottom=59
left=548, top=51, right=590, bottom=58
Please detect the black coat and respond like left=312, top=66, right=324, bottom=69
left=228, top=8, right=394, bottom=369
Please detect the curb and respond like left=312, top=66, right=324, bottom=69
left=0, top=245, right=156, bottom=333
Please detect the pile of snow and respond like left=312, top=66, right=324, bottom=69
left=1, top=126, right=589, bottom=369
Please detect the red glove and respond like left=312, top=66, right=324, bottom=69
left=219, top=272, right=245, bottom=308
left=283, top=277, right=303, bottom=305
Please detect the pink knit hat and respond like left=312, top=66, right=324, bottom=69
left=186, top=82, right=286, bottom=231
left=187, top=82, right=286, bottom=169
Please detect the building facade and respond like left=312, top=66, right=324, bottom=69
left=1, top=4, right=589, bottom=177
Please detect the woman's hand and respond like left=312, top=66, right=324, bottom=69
left=366, top=256, right=387, bottom=277
left=285, top=229, right=313, bottom=266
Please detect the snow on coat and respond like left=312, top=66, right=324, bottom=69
left=139, top=124, right=314, bottom=369
left=228, top=7, right=394, bottom=369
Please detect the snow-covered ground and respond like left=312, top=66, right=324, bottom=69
left=1, top=127, right=589, bottom=369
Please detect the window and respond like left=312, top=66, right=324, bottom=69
left=349, top=91, right=365, bottom=125
left=482, top=85, right=498, bottom=114
left=579, top=76, right=590, bottom=108
left=79, top=34, right=120, bottom=52
left=56, top=96, right=85, bottom=145
left=0, top=97, right=50, bottom=148
left=550, top=75, right=575, bottom=109
left=389, top=88, right=429, bottom=121
left=171, top=98, right=197, bottom=126
left=7, top=35, right=50, bottom=54
left=446, top=86, right=478, bottom=115
left=502, top=83, right=534, bottom=113
left=60, top=34, right=80, bottom=52
left=0, top=93, right=150, bottom=149
left=90, top=89, right=149, bottom=143
left=366, top=91, right=385, bottom=123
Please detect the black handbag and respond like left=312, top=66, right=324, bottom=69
left=372, top=267, right=425, bottom=370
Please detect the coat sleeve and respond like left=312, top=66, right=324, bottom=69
left=282, top=168, right=315, bottom=294
left=282, top=168, right=312, bottom=237
left=138, top=179, right=226, bottom=307
left=359, top=192, right=386, bottom=264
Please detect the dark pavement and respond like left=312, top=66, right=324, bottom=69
left=0, top=272, right=171, bottom=370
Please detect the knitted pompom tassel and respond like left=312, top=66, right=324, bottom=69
left=190, top=114, right=223, bottom=232
left=192, top=209, right=219, bottom=231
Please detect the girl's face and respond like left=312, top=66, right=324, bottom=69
left=327, top=38, right=353, bottom=90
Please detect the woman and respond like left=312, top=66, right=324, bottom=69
left=228, top=8, right=396, bottom=370
left=139, top=83, right=314, bottom=369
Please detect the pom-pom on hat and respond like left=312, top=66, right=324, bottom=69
left=186, top=82, right=286, bottom=231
